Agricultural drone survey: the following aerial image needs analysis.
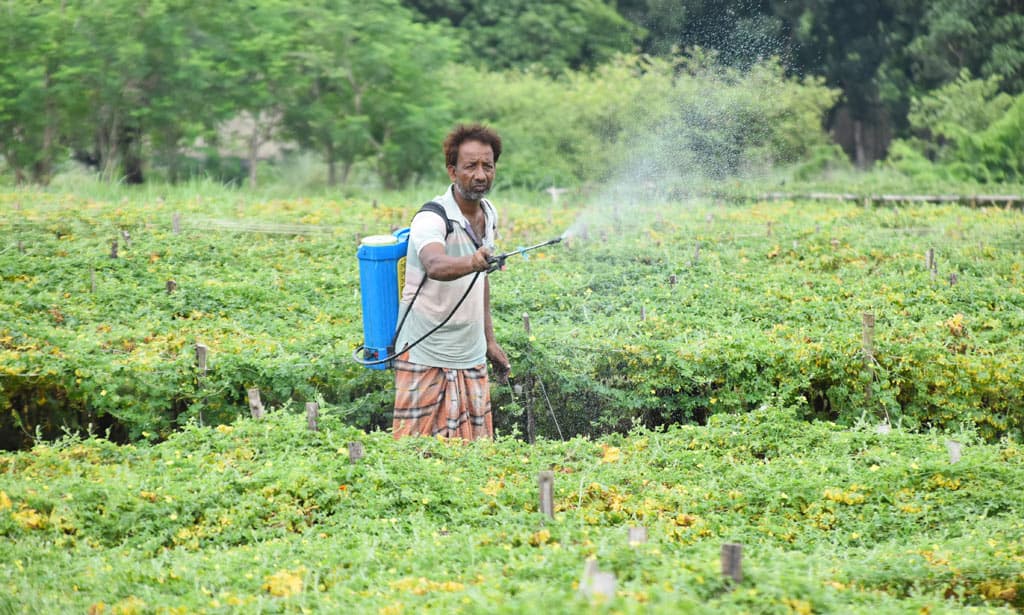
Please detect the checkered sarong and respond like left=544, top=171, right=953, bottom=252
left=392, top=353, right=493, bottom=440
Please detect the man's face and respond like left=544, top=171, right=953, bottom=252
left=448, top=140, right=495, bottom=201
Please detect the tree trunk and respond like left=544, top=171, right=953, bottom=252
left=120, top=125, right=144, bottom=184
left=32, top=71, right=57, bottom=185
left=99, top=113, right=119, bottom=181
left=247, top=125, right=260, bottom=189
left=853, top=119, right=866, bottom=169
left=326, top=141, right=337, bottom=186
left=340, top=160, right=352, bottom=185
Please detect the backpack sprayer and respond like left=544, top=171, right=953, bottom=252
left=353, top=230, right=563, bottom=369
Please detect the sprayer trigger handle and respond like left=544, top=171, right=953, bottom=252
left=485, top=255, right=506, bottom=274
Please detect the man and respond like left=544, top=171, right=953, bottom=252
left=392, top=124, right=511, bottom=440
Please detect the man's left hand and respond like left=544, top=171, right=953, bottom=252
left=487, top=341, right=511, bottom=384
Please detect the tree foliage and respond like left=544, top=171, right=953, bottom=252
left=402, top=0, right=641, bottom=72
left=888, top=71, right=1024, bottom=183
left=1, top=0, right=1021, bottom=186
left=281, top=0, right=455, bottom=188
left=445, top=52, right=837, bottom=190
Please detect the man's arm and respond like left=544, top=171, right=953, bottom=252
left=419, top=243, right=492, bottom=281
left=484, top=276, right=511, bottom=382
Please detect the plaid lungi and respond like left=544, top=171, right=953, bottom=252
left=392, top=353, right=493, bottom=440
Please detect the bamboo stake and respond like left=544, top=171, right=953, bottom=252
left=628, top=527, right=648, bottom=545
left=947, top=440, right=962, bottom=464
left=194, top=343, right=208, bottom=377
left=721, top=543, right=743, bottom=583
left=306, top=402, right=319, bottom=432
left=538, top=471, right=554, bottom=518
left=246, top=387, right=265, bottom=419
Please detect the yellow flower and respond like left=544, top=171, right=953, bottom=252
left=12, top=507, right=46, bottom=530
left=600, top=445, right=620, bottom=464
left=529, top=529, right=551, bottom=546
left=0, top=491, right=11, bottom=510
left=263, top=568, right=306, bottom=597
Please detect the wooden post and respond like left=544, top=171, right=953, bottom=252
left=721, top=543, right=743, bottom=583
left=522, top=313, right=531, bottom=334
left=306, top=402, right=319, bottom=432
left=348, top=441, right=364, bottom=463
left=669, top=274, right=677, bottom=286
left=166, top=280, right=177, bottom=293
left=628, top=527, right=648, bottom=545
left=946, top=440, right=961, bottom=464
left=925, top=248, right=934, bottom=271
left=110, top=239, right=118, bottom=259
left=640, top=305, right=646, bottom=321
left=766, top=221, right=773, bottom=237
left=194, top=343, right=208, bottom=376
left=861, top=312, right=875, bottom=363
left=172, top=213, right=181, bottom=234
left=949, top=273, right=958, bottom=286
left=579, top=559, right=616, bottom=600
left=121, top=230, right=131, bottom=248
left=526, top=397, right=536, bottom=445
left=246, top=387, right=265, bottom=419
left=17, top=241, right=24, bottom=254
left=90, top=269, right=96, bottom=293
left=692, top=241, right=701, bottom=265
left=589, top=571, right=617, bottom=600
left=538, top=471, right=554, bottom=518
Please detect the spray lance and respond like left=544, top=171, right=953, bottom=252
left=353, top=232, right=564, bottom=368
left=485, top=235, right=563, bottom=273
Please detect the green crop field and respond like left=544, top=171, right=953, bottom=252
left=1, top=185, right=1023, bottom=612
left=2, top=186, right=1022, bottom=445
left=2, top=406, right=1023, bottom=613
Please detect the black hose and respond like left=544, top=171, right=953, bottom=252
left=351, top=271, right=482, bottom=367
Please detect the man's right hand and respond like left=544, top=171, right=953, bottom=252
left=469, top=246, right=492, bottom=273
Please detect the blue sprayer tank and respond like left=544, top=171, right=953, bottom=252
left=356, top=228, right=410, bottom=369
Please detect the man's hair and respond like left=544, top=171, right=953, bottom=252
left=443, top=124, right=502, bottom=168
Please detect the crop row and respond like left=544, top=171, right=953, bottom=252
left=1, top=190, right=1022, bottom=446
left=2, top=404, right=1022, bottom=612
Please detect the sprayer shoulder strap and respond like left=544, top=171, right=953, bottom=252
left=418, top=201, right=453, bottom=238
left=417, top=200, right=497, bottom=242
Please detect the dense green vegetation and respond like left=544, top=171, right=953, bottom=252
left=3, top=4, right=1022, bottom=611
left=2, top=1, right=1022, bottom=188
left=2, top=405, right=1022, bottom=612
left=3, top=184, right=1022, bottom=448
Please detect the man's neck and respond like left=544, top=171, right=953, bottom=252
left=452, top=185, right=482, bottom=219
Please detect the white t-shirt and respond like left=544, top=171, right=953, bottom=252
left=394, top=185, right=498, bottom=368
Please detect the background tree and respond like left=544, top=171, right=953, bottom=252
left=62, top=0, right=221, bottom=183
left=214, top=0, right=297, bottom=188
left=402, top=0, right=641, bottom=72
left=0, top=1, right=72, bottom=184
left=282, top=0, right=456, bottom=187
left=904, top=0, right=1024, bottom=94
left=618, top=0, right=786, bottom=67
